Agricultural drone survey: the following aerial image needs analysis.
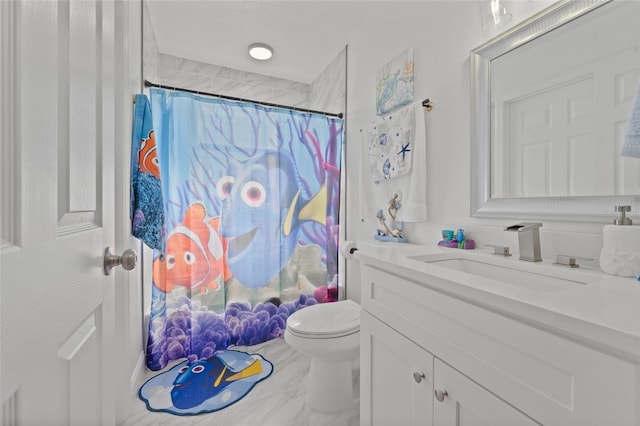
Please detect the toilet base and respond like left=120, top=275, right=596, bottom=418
left=306, top=358, right=354, bottom=413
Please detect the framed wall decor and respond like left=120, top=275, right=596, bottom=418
left=376, top=48, right=414, bottom=115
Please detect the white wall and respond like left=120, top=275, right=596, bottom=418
left=343, top=1, right=610, bottom=301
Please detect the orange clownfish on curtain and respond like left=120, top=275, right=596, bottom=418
left=152, top=202, right=232, bottom=294
left=138, top=130, right=161, bottom=179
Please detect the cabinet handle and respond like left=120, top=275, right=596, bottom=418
left=412, top=372, right=426, bottom=383
left=434, top=389, right=448, bottom=402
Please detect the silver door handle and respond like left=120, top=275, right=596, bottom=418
left=434, top=389, right=448, bottom=402
left=413, top=372, right=426, bottom=383
left=103, top=247, right=137, bottom=275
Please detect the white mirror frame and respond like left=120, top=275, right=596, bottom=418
left=471, top=0, right=640, bottom=223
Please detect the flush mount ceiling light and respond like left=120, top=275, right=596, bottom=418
left=248, top=43, right=273, bottom=61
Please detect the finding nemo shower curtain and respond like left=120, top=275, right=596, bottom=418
left=144, top=88, right=343, bottom=370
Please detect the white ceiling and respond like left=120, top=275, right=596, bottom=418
left=145, top=1, right=406, bottom=84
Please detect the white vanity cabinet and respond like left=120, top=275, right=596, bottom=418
left=432, top=359, right=539, bottom=426
left=360, top=311, right=433, bottom=425
left=361, top=311, right=538, bottom=426
left=359, top=263, right=640, bottom=426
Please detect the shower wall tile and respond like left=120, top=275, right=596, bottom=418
left=272, top=78, right=309, bottom=93
left=157, top=54, right=182, bottom=70
left=221, top=81, right=272, bottom=98
left=270, top=90, right=311, bottom=109
left=161, top=55, right=208, bottom=75
left=142, top=2, right=160, bottom=84
left=158, top=69, right=212, bottom=91
left=210, top=78, right=242, bottom=93
left=219, top=69, right=273, bottom=87
left=207, top=76, right=237, bottom=92
left=147, top=42, right=343, bottom=113
left=157, top=53, right=310, bottom=107
left=310, top=47, right=347, bottom=114
left=213, top=65, right=261, bottom=83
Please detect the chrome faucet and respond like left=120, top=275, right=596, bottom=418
left=504, top=222, right=542, bottom=262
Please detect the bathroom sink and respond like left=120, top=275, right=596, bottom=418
left=408, top=254, right=588, bottom=292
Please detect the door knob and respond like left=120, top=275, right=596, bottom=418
left=434, top=389, right=448, bottom=402
left=413, top=372, right=426, bottom=383
left=103, top=247, right=137, bottom=275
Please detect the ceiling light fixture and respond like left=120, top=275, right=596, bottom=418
left=248, top=43, right=273, bottom=61
left=481, top=0, right=512, bottom=30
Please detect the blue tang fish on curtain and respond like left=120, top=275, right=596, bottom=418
left=219, top=150, right=328, bottom=289
left=145, top=88, right=343, bottom=370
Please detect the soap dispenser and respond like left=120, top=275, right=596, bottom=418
left=600, top=205, right=640, bottom=276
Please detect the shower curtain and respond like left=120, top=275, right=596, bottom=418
left=145, top=88, right=344, bottom=370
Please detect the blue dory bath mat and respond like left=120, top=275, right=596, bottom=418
left=139, top=350, right=273, bottom=416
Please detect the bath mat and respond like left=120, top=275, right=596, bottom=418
left=138, top=350, right=273, bottom=416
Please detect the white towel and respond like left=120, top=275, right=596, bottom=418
left=360, top=101, right=427, bottom=222
left=621, top=82, right=640, bottom=158
left=367, top=104, right=414, bottom=180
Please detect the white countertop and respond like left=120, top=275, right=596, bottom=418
left=352, top=240, right=640, bottom=363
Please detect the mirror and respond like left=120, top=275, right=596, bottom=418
left=471, top=0, right=640, bottom=222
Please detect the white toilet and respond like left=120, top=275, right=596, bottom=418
left=284, top=299, right=360, bottom=413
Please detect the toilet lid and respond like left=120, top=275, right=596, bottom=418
left=286, top=299, right=360, bottom=336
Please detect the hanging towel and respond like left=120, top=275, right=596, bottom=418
left=621, top=82, right=640, bottom=158
left=360, top=101, right=427, bottom=222
left=130, top=94, right=164, bottom=251
left=367, top=104, right=414, bottom=180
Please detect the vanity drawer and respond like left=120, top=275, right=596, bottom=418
left=360, top=264, right=638, bottom=426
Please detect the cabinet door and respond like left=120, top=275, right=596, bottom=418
left=433, top=359, right=541, bottom=426
left=361, top=311, right=434, bottom=426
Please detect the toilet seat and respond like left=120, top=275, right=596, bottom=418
left=286, top=299, right=360, bottom=338
left=286, top=326, right=359, bottom=339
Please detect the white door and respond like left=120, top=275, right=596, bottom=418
left=113, top=1, right=146, bottom=422
left=508, top=78, right=595, bottom=198
left=1, top=1, right=121, bottom=424
left=496, top=0, right=640, bottom=198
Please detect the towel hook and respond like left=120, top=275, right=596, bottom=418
left=422, top=98, right=433, bottom=111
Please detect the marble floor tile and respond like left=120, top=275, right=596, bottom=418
left=121, top=337, right=360, bottom=426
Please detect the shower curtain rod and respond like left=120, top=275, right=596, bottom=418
left=144, top=79, right=344, bottom=119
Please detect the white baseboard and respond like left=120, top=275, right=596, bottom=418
left=130, top=350, right=146, bottom=392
